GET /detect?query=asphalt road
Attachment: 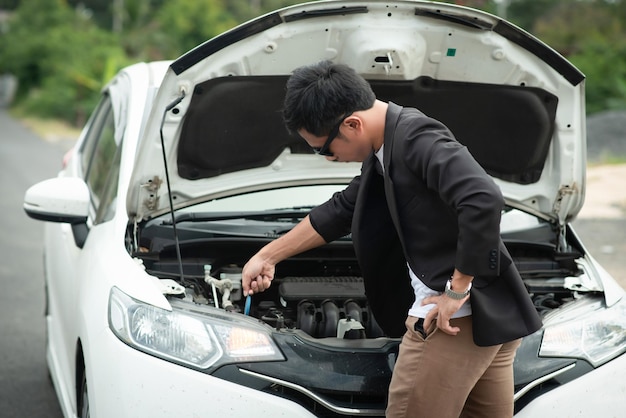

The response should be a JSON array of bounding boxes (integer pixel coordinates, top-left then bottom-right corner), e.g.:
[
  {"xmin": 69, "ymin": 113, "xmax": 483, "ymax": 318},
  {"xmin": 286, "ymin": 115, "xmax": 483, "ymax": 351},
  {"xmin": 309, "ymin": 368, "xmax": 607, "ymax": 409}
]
[
  {"xmin": 1, "ymin": 110, "xmax": 64, "ymax": 417},
  {"xmin": 0, "ymin": 109, "xmax": 624, "ymax": 417}
]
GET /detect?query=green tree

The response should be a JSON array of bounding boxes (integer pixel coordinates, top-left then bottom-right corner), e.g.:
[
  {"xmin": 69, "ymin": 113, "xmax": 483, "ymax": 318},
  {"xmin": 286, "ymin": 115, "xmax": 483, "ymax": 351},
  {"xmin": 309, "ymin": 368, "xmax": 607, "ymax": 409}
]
[
  {"xmin": 506, "ymin": 0, "xmax": 563, "ymax": 30},
  {"xmin": 2, "ymin": 0, "xmax": 625, "ymax": 123},
  {"xmin": 0, "ymin": 0, "xmax": 19, "ymax": 9},
  {"xmin": 0, "ymin": 0, "xmax": 128, "ymax": 125},
  {"xmin": 111, "ymin": 0, "xmax": 171, "ymax": 61},
  {"xmin": 154, "ymin": 0, "xmax": 238, "ymax": 57},
  {"xmin": 533, "ymin": 1, "xmax": 621, "ymax": 56},
  {"xmin": 532, "ymin": 1, "xmax": 626, "ymax": 113},
  {"xmin": 225, "ymin": 0, "xmax": 302, "ymax": 22},
  {"xmin": 570, "ymin": 41, "xmax": 626, "ymax": 113},
  {"xmin": 0, "ymin": 0, "xmax": 73, "ymax": 95}
]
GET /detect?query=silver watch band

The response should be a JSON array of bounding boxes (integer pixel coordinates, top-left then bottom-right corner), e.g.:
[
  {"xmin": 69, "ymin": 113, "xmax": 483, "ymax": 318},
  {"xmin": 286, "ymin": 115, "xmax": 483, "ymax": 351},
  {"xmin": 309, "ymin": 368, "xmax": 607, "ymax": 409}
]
[{"xmin": 444, "ymin": 279, "xmax": 472, "ymax": 300}]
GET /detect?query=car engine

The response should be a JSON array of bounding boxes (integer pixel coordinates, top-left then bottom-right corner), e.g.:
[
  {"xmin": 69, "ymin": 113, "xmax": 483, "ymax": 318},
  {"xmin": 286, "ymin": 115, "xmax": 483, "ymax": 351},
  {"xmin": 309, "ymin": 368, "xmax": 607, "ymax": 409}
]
[{"xmin": 131, "ymin": 210, "xmax": 587, "ymax": 340}]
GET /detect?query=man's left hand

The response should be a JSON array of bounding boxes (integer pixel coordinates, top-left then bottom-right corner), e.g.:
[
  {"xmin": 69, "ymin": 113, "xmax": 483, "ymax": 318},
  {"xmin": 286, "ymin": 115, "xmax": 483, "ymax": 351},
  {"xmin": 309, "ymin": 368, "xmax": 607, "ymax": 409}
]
[
  {"xmin": 421, "ymin": 292, "xmax": 469, "ymax": 336},
  {"xmin": 422, "ymin": 269, "xmax": 473, "ymax": 336}
]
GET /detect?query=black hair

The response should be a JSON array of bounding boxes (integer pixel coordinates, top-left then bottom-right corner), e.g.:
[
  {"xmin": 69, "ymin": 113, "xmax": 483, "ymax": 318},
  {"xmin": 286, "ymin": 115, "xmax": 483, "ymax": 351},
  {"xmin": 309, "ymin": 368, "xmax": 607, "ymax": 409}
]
[{"xmin": 283, "ymin": 60, "xmax": 376, "ymax": 136}]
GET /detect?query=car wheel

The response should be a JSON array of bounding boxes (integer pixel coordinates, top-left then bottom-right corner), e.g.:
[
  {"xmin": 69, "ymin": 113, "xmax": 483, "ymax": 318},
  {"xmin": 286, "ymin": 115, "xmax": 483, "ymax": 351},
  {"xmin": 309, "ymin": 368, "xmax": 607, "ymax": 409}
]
[{"xmin": 78, "ymin": 370, "xmax": 90, "ymax": 418}]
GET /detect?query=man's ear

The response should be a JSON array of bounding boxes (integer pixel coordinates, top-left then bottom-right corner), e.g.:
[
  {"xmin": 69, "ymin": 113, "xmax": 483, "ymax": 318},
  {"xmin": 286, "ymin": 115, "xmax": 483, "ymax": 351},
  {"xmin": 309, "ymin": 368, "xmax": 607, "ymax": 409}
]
[{"xmin": 345, "ymin": 115, "xmax": 361, "ymax": 131}]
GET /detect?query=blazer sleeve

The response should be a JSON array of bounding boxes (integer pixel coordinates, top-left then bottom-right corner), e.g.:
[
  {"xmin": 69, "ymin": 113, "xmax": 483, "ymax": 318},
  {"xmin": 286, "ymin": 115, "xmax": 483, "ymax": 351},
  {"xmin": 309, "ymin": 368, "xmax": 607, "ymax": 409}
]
[
  {"xmin": 397, "ymin": 112, "xmax": 505, "ymax": 276},
  {"xmin": 308, "ymin": 174, "xmax": 361, "ymax": 242}
]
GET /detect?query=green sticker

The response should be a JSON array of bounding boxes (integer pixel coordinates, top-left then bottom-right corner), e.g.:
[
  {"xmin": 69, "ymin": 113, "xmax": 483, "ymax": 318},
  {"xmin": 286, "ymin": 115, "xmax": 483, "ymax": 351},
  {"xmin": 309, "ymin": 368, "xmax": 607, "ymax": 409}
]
[{"xmin": 446, "ymin": 48, "xmax": 456, "ymax": 57}]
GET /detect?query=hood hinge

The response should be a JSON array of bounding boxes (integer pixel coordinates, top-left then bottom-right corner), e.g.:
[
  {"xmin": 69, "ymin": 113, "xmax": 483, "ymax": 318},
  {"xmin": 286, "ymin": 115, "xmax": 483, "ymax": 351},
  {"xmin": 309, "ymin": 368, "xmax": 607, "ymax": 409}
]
[
  {"xmin": 552, "ymin": 185, "xmax": 576, "ymax": 254},
  {"xmin": 556, "ymin": 222, "xmax": 570, "ymax": 254},
  {"xmin": 140, "ymin": 176, "xmax": 163, "ymax": 212},
  {"xmin": 551, "ymin": 184, "xmax": 576, "ymax": 220}
]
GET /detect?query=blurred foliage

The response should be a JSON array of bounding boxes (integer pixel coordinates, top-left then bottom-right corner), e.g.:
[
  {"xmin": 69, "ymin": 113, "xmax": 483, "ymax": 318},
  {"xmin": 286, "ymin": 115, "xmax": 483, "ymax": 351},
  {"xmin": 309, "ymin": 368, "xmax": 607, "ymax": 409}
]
[
  {"xmin": 0, "ymin": 0, "xmax": 130, "ymax": 125},
  {"xmin": 532, "ymin": 1, "xmax": 626, "ymax": 113},
  {"xmin": 0, "ymin": 0, "xmax": 625, "ymax": 125},
  {"xmin": 155, "ymin": 0, "xmax": 238, "ymax": 56}
]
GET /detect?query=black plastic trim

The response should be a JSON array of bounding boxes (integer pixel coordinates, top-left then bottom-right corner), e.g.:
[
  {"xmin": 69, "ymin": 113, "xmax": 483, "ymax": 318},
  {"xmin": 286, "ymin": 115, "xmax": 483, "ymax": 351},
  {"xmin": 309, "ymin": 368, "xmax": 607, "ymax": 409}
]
[
  {"xmin": 414, "ymin": 7, "xmax": 494, "ymax": 30},
  {"xmin": 23, "ymin": 209, "xmax": 87, "ymax": 225},
  {"xmin": 283, "ymin": 5, "xmax": 368, "ymax": 23}
]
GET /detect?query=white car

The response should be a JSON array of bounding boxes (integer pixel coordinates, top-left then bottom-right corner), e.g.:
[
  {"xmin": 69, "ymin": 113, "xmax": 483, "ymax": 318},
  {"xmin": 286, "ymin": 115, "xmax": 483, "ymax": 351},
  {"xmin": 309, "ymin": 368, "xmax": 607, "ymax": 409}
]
[{"xmin": 23, "ymin": 1, "xmax": 626, "ymax": 417}]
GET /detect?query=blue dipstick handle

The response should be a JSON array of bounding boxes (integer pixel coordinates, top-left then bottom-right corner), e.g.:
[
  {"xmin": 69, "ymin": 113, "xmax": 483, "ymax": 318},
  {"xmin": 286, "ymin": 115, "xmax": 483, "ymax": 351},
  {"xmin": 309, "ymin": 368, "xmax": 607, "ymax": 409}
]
[{"xmin": 244, "ymin": 295, "xmax": 252, "ymax": 315}]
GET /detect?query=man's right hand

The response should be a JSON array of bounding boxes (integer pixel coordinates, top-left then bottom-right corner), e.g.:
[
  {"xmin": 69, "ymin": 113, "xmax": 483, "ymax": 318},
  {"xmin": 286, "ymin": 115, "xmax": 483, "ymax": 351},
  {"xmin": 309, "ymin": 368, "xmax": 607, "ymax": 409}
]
[
  {"xmin": 241, "ymin": 215, "xmax": 326, "ymax": 296},
  {"xmin": 242, "ymin": 254, "xmax": 275, "ymax": 296}
]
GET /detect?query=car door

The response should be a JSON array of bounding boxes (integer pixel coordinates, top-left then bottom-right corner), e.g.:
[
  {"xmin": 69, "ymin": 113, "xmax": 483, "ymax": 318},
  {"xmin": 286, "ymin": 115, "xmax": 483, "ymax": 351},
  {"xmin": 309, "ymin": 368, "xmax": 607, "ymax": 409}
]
[{"xmin": 44, "ymin": 90, "xmax": 122, "ymax": 407}]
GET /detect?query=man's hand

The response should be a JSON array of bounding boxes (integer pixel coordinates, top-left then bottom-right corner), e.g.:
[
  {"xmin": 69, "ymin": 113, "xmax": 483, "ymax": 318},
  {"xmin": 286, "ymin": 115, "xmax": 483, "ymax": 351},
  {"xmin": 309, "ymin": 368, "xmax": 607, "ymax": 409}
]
[
  {"xmin": 242, "ymin": 254, "xmax": 275, "ymax": 296},
  {"xmin": 241, "ymin": 215, "xmax": 326, "ymax": 296},
  {"xmin": 422, "ymin": 269, "xmax": 473, "ymax": 336},
  {"xmin": 421, "ymin": 292, "xmax": 469, "ymax": 336}
]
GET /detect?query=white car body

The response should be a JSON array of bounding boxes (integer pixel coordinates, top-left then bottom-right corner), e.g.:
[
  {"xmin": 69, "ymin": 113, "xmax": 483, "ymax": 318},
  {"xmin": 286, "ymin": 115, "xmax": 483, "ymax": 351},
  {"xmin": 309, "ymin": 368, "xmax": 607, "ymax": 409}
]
[{"xmin": 23, "ymin": 1, "xmax": 626, "ymax": 417}]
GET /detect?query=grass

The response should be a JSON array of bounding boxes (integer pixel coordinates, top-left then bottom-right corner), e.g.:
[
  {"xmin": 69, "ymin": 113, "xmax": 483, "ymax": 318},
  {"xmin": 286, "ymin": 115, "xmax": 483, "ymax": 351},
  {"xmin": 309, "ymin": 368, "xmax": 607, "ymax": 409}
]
[{"xmin": 588, "ymin": 152, "xmax": 626, "ymax": 166}]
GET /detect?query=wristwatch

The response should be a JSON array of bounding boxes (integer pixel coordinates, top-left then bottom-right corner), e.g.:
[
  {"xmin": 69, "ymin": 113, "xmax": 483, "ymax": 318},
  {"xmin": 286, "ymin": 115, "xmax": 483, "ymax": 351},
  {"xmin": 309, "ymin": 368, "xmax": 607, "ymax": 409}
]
[{"xmin": 444, "ymin": 279, "xmax": 472, "ymax": 300}]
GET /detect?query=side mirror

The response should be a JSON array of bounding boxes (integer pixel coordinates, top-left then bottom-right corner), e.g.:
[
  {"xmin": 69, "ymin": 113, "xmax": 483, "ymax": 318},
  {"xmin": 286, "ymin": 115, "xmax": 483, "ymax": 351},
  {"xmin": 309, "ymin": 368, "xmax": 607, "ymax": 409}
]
[{"xmin": 24, "ymin": 177, "xmax": 89, "ymax": 224}]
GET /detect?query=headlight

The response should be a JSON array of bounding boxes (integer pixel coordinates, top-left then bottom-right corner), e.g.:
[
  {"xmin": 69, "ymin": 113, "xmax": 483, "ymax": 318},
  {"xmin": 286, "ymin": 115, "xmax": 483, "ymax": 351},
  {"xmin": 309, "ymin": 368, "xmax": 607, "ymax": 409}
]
[
  {"xmin": 540, "ymin": 296, "xmax": 626, "ymax": 367},
  {"xmin": 108, "ymin": 287, "xmax": 284, "ymax": 370}
]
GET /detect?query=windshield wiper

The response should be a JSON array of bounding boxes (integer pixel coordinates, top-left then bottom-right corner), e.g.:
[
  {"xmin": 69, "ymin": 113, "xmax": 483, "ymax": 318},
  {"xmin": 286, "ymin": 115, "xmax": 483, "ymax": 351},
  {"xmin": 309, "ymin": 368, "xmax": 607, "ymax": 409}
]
[{"xmin": 162, "ymin": 207, "xmax": 313, "ymax": 225}]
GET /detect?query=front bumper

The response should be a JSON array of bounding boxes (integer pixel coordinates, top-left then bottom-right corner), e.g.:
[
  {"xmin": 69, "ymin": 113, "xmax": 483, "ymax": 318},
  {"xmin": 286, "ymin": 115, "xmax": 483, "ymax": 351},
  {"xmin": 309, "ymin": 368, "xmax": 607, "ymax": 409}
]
[{"xmin": 87, "ymin": 328, "xmax": 317, "ymax": 418}]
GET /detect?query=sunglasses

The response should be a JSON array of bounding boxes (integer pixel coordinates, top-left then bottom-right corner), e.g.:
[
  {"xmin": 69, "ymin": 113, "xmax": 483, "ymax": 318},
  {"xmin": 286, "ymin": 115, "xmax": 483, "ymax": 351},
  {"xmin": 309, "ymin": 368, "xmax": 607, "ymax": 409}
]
[{"xmin": 312, "ymin": 113, "xmax": 352, "ymax": 157}]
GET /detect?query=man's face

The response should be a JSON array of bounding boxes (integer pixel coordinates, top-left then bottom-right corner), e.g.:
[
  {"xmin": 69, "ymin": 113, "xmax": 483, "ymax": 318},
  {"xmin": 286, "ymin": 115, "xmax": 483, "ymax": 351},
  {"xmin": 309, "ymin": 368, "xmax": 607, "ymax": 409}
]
[{"xmin": 298, "ymin": 117, "xmax": 371, "ymax": 162}]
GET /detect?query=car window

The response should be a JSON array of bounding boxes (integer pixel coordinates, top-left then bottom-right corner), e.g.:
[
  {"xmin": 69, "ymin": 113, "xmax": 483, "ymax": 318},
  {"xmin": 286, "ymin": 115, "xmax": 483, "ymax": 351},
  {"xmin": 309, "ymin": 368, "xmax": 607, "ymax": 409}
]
[
  {"xmin": 93, "ymin": 143, "xmax": 122, "ymax": 224},
  {"xmin": 80, "ymin": 96, "xmax": 111, "ymax": 178},
  {"xmin": 80, "ymin": 93, "xmax": 122, "ymax": 224}
]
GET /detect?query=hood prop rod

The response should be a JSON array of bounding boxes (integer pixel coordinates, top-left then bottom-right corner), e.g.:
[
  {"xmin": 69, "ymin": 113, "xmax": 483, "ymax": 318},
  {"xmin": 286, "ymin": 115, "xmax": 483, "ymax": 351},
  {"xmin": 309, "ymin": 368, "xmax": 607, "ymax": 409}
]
[{"xmin": 159, "ymin": 92, "xmax": 188, "ymax": 287}]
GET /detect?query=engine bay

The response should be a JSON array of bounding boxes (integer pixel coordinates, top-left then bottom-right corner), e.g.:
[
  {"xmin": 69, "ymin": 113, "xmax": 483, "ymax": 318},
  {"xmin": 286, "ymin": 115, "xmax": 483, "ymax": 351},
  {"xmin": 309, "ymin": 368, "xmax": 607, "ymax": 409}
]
[{"xmin": 131, "ymin": 207, "xmax": 587, "ymax": 340}]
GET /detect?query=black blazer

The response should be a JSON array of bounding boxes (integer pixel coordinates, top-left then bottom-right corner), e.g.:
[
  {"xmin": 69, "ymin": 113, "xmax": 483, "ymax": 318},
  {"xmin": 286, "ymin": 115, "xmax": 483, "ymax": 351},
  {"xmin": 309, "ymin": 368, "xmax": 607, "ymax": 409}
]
[{"xmin": 309, "ymin": 103, "xmax": 542, "ymax": 346}]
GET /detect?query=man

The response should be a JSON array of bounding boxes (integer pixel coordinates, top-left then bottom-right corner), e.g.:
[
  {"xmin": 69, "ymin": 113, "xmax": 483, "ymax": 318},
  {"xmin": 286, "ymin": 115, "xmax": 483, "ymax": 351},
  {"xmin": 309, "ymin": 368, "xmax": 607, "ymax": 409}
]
[{"xmin": 241, "ymin": 61, "xmax": 542, "ymax": 417}]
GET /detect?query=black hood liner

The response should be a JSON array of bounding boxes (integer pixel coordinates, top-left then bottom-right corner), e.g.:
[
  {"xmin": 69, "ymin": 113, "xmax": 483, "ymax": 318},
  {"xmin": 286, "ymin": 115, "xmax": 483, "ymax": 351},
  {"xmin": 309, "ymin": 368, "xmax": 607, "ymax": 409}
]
[{"xmin": 178, "ymin": 75, "xmax": 557, "ymax": 184}]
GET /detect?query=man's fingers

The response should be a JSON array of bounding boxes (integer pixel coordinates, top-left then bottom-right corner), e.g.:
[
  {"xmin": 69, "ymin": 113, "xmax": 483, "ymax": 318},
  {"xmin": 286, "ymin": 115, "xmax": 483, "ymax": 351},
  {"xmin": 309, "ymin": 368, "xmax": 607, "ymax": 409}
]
[
  {"xmin": 249, "ymin": 275, "xmax": 273, "ymax": 294},
  {"xmin": 421, "ymin": 296, "xmax": 434, "ymax": 306},
  {"xmin": 438, "ymin": 318, "xmax": 461, "ymax": 336},
  {"xmin": 423, "ymin": 306, "xmax": 438, "ymax": 330},
  {"xmin": 243, "ymin": 281, "xmax": 253, "ymax": 296}
]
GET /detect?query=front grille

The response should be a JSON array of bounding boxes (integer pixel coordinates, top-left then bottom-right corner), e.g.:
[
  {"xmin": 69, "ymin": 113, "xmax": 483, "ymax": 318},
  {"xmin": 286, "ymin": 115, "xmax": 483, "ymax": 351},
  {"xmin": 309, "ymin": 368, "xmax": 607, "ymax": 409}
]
[{"xmin": 240, "ymin": 368, "xmax": 386, "ymax": 417}]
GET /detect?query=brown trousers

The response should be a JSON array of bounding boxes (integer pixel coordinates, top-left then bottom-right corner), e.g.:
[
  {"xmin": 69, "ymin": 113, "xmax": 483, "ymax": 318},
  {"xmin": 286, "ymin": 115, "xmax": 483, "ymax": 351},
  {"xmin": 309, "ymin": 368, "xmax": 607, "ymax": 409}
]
[{"xmin": 386, "ymin": 316, "xmax": 521, "ymax": 418}]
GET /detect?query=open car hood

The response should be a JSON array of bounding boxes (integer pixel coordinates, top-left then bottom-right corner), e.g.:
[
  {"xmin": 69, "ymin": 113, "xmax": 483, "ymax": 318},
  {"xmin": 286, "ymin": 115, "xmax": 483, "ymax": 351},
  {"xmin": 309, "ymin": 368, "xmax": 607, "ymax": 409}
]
[{"xmin": 128, "ymin": 0, "xmax": 585, "ymax": 225}]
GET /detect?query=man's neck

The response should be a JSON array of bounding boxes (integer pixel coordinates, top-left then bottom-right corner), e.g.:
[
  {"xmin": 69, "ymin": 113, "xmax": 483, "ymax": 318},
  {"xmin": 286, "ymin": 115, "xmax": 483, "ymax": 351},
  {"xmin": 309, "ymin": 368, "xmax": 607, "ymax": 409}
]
[{"xmin": 370, "ymin": 100, "xmax": 389, "ymax": 152}]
